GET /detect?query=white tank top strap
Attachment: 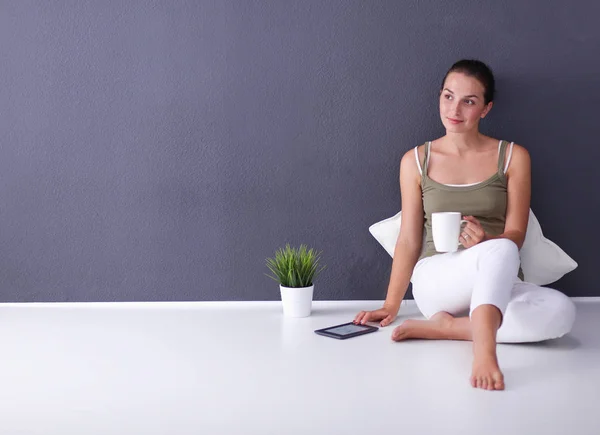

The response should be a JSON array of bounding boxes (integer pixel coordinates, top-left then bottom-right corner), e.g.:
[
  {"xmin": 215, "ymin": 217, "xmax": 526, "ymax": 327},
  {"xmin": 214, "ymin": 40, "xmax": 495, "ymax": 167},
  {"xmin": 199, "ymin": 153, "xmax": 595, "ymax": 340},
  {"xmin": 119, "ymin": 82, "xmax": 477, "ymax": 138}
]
[
  {"xmin": 414, "ymin": 146, "xmax": 422, "ymax": 176},
  {"xmin": 415, "ymin": 140, "xmax": 513, "ymax": 177},
  {"xmin": 427, "ymin": 141, "xmax": 431, "ymax": 169},
  {"xmin": 504, "ymin": 141, "xmax": 515, "ymax": 174},
  {"xmin": 414, "ymin": 142, "xmax": 432, "ymax": 176}
]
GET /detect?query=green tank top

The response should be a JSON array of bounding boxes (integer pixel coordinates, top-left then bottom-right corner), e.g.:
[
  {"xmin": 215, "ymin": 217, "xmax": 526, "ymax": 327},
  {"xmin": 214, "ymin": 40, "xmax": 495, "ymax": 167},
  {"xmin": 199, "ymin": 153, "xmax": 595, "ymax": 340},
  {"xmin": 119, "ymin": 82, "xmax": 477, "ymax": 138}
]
[{"xmin": 417, "ymin": 140, "xmax": 524, "ymax": 280}]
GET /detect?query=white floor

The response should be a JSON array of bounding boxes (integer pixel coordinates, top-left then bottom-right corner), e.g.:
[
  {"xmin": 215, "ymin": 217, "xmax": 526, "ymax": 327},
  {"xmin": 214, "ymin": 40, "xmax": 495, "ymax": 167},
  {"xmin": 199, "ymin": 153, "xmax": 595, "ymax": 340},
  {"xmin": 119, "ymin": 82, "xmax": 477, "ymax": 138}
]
[{"xmin": 0, "ymin": 299, "xmax": 598, "ymax": 435}]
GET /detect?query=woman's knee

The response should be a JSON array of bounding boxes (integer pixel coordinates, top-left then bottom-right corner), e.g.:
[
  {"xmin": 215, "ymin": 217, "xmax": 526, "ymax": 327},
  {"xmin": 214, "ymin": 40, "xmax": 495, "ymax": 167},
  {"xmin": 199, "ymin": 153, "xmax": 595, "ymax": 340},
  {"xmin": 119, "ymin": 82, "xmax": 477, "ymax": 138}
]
[
  {"xmin": 480, "ymin": 238, "xmax": 520, "ymax": 267},
  {"xmin": 484, "ymin": 238, "xmax": 519, "ymax": 256}
]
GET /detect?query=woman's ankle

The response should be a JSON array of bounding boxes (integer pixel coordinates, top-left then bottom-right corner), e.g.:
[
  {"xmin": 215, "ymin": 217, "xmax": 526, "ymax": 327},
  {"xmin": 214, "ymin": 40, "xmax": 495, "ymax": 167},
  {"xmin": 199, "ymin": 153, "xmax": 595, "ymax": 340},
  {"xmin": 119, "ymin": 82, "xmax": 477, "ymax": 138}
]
[{"xmin": 472, "ymin": 340, "xmax": 498, "ymax": 358}]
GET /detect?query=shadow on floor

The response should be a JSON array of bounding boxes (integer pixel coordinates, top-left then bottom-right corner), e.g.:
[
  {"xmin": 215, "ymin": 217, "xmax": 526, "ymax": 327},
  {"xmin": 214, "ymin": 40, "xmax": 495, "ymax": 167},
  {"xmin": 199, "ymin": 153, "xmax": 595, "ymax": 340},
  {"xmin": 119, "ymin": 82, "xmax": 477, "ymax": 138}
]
[{"xmin": 503, "ymin": 334, "xmax": 582, "ymax": 351}]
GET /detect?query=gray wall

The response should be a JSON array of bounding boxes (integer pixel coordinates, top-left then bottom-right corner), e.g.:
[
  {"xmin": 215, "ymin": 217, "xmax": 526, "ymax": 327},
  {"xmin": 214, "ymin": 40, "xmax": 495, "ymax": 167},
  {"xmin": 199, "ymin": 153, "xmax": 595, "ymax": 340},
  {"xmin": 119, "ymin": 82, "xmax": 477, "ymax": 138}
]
[{"xmin": 0, "ymin": 1, "xmax": 597, "ymax": 302}]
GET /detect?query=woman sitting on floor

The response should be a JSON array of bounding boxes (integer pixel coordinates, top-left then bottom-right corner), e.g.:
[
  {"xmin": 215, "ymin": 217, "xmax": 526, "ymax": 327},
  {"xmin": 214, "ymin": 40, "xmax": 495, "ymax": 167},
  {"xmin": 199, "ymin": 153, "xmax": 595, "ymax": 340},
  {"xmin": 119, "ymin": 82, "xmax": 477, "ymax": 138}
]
[{"xmin": 354, "ymin": 59, "xmax": 576, "ymax": 391}]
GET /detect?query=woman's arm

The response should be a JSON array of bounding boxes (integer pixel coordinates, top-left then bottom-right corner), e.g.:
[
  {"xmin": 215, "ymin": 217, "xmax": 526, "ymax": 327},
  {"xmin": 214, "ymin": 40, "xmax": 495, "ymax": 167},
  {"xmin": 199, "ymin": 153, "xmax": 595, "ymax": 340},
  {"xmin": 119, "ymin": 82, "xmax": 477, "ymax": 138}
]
[
  {"xmin": 484, "ymin": 144, "xmax": 531, "ymax": 249},
  {"xmin": 383, "ymin": 148, "xmax": 426, "ymax": 313},
  {"xmin": 354, "ymin": 148, "xmax": 425, "ymax": 326}
]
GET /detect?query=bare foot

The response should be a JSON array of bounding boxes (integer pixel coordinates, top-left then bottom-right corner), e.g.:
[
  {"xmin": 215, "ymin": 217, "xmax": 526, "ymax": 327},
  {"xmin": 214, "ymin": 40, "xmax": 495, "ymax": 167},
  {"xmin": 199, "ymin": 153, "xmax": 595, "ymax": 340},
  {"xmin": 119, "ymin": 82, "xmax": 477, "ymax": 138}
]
[
  {"xmin": 471, "ymin": 353, "xmax": 505, "ymax": 391},
  {"xmin": 391, "ymin": 312, "xmax": 457, "ymax": 341}
]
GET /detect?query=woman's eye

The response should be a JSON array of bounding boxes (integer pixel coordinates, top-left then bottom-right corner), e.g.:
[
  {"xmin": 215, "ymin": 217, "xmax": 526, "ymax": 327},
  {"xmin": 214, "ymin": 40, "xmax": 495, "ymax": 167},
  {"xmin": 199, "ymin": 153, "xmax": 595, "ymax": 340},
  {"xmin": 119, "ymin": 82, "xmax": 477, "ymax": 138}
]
[{"xmin": 444, "ymin": 94, "xmax": 452, "ymax": 100}]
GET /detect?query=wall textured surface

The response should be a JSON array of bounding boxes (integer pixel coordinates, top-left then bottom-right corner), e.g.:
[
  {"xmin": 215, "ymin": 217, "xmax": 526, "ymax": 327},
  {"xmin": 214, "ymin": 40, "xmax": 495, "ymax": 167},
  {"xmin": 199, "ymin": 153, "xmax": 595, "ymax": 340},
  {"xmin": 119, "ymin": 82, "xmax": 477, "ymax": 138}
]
[{"xmin": 0, "ymin": 1, "xmax": 597, "ymax": 301}]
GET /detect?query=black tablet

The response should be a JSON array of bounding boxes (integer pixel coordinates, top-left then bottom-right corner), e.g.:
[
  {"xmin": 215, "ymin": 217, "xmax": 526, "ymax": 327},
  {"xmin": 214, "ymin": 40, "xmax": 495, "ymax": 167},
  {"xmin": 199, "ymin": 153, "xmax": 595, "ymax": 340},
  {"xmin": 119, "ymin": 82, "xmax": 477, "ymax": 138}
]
[{"xmin": 314, "ymin": 322, "xmax": 378, "ymax": 340}]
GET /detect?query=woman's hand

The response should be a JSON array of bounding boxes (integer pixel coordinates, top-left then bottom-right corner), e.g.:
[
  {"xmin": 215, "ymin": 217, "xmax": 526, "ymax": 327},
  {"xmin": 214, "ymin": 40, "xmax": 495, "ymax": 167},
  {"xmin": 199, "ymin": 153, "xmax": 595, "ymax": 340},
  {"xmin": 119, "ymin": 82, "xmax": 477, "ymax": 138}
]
[
  {"xmin": 460, "ymin": 215, "xmax": 486, "ymax": 248},
  {"xmin": 353, "ymin": 307, "xmax": 397, "ymax": 327}
]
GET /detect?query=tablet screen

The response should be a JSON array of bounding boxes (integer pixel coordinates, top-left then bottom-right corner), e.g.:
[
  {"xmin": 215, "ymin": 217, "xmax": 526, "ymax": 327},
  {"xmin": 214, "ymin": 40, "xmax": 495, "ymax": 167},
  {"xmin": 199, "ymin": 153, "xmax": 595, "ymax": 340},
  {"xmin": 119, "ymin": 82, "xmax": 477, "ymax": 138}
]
[{"xmin": 326, "ymin": 323, "xmax": 370, "ymax": 335}]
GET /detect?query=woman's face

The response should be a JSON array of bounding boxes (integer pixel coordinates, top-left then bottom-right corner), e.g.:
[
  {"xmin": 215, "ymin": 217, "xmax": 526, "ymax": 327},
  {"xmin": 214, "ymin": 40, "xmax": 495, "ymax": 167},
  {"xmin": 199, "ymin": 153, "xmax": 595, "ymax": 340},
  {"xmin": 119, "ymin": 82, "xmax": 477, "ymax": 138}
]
[{"xmin": 439, "ymin": 72, "xmax": 493, "ymax": 133}]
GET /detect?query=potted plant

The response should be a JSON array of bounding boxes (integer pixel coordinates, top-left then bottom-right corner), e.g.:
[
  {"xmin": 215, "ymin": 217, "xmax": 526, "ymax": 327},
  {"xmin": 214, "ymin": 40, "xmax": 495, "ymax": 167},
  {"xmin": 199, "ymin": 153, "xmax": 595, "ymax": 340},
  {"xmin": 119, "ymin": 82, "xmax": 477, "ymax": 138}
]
[{"xmin": 265, "ymin": 243, "xmax": 326, "ymax": 317}]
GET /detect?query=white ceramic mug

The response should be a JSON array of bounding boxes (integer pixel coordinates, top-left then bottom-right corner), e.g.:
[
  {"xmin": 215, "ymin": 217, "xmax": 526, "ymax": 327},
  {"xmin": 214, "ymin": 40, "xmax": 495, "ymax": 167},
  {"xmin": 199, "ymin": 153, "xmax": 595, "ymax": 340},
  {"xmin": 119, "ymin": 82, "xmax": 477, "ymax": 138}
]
[{"xmin": 432, "ymin": 212, "xmax": 468, "ymax": 252}]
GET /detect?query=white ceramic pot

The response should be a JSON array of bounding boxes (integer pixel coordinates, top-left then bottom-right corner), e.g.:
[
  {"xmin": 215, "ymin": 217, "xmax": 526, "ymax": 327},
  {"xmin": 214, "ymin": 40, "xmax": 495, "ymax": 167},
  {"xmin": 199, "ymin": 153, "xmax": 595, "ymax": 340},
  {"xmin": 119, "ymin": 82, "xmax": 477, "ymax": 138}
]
[{"xmin": 279, "ymin": 284, "xmax": 314, "ymax": 317}]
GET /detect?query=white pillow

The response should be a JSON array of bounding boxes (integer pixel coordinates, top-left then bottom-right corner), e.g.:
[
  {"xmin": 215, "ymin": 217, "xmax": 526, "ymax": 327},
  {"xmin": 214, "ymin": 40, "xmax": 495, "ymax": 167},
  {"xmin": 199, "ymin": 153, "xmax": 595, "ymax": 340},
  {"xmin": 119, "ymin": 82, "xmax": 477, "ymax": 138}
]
[{"xmin": 368, "ymin": 209, "xmax": 577, "ymax": 286}]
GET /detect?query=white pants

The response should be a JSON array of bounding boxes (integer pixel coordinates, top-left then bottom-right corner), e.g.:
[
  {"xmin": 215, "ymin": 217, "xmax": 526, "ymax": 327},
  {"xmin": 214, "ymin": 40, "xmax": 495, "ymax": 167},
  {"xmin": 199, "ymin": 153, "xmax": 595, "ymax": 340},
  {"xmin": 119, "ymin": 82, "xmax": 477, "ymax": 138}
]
[{"xmin": 410, "ymin": 239, "xmax": 576, "ymax": 343}]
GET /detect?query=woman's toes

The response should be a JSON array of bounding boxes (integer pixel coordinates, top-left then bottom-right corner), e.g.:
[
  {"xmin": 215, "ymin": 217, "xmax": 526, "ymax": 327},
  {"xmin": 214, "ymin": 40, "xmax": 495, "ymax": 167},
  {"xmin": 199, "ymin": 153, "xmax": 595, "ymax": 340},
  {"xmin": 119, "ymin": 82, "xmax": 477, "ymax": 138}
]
[
  {"xmin": 481, "ymin": 377, "xmax": 489, "ymax": 390},
  {"xmin": 392, "ymin": 321, "xmax": 416, "ymax": 341},
  {"xmin": 493, "ymin": 374, "xmax": 505, "ymax": 390},
  {"xmin": 487, "ymin": 377, "xmax": 495, "ymax": 390}
]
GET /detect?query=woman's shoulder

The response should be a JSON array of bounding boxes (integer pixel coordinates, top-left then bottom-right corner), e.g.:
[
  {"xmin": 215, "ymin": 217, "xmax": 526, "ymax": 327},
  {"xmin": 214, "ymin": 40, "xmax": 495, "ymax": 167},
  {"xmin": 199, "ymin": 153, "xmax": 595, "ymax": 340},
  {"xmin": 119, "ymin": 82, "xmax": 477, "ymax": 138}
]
[
  {"xmin": 478, "ymin": 137, "xmax": 529, "ymax": 158},
  {"xmin": 502, "ymin": 140, "xmax": 529, "ymax": 158},
  {"xmin": 400, "ymin": 142, "xmax": 431, "ymax": 181},
  {"xmin": 409, "ymin": 140, "xmax": 433, "ymax": 163},
  {"xmin": 503, "ymin": 142, "xmax": 531, "ymax": 177},
  {"xmin": 507, "ymin": 142, "xmax": 530, "ymax": 165},
  {"xmin": 492, "ymin": 137, "xmax": 528, "ymax": 151},
  {"xmin": 509, "ymin": 142, "xmax": 528, "ymax": 153},
  {"xmin": 402, "ymin": 140, "xmax": 430, "ymax": 159}
]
